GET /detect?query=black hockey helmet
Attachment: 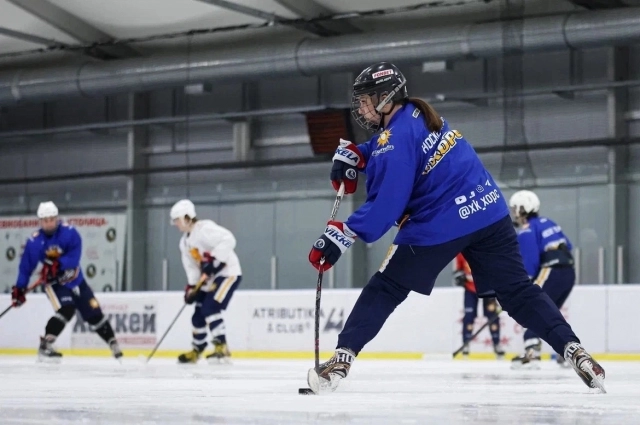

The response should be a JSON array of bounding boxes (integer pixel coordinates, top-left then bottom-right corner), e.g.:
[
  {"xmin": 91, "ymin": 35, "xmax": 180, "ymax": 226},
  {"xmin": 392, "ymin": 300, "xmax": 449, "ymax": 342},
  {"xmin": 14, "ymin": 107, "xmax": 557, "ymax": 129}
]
[{"xmin": 351, "ymin": 62, "xmax": 408, "ymax": 133}]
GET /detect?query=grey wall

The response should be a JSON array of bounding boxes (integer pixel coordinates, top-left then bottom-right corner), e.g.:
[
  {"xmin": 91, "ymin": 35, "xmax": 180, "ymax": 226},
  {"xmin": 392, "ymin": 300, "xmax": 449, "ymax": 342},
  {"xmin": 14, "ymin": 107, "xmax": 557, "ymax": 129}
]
[{"xmin": 0, "ymin": 45, "xmax": 638, "ymax": 290}]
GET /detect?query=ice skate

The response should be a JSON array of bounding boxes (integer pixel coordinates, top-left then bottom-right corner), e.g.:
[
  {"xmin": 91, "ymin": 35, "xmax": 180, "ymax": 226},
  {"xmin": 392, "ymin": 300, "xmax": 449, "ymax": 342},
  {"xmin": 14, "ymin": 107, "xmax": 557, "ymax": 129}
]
[
  {"xmin": 493, "ymin": 343, "xmax": 505, "ymax": 359},
  {"xmin": 461, "ymin": 343, "xmax": 470, "ymax": 357},
  {"xmin": 108, "ymin": 339, "xmax": 123, "ymax": 363},
  {"xmin": 307, "ymin": 348, "xmax": 354, "ymax": 394},
  {"xmin": 37, "ymin": 335, "xmax": 62, "ymax": 364},
  {"xmin": 564, "ymin": 342, "xmax": 606, "ymax": 393},
  {"xmin": 511, "ymin": 339, "xmax": 541, "ymax": 370},
  {"xmin": 178, "ymin": 348, "xmax": 201, "ymax": 364},
  {"xmin": 206, "ymin": 340, "xmax": 232, "ymax": 365}
]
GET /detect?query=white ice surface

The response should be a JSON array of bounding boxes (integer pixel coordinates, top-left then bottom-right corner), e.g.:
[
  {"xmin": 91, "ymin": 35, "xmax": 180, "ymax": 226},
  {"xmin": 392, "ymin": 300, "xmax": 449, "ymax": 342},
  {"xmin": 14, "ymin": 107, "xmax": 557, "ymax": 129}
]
[{"xmin": 0, "ymin": 356, "xmax": 637, "ymax": 425}]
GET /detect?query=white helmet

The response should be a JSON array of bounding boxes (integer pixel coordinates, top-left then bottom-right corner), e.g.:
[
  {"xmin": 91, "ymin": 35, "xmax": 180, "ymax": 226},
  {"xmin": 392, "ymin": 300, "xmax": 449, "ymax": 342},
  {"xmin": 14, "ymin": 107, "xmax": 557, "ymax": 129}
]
[
  {"xmin": 37, "ymin": 201, "xmax": 59, "ymax": 219},
  {"xmin": 170, "ymin": 199, "xmax": 196, "ymax": 221},
  {"xmin": 509, "ymin": 190, "xmax": 540, "ymax": 216}
]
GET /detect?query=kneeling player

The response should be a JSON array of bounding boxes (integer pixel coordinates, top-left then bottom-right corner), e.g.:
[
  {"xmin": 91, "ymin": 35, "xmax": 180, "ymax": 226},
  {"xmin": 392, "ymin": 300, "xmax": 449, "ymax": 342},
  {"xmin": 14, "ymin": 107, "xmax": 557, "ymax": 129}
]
[
  {"xmin": 509, "ymin": 190, "xmax": 575, "ymax": 369},
  {"xmin": 11, "ymin": 202, "xmax": 122, "ymax": 362},
  {"xmin": 170, "ymin": 200, "xmax": 242, "ymax": 364}
]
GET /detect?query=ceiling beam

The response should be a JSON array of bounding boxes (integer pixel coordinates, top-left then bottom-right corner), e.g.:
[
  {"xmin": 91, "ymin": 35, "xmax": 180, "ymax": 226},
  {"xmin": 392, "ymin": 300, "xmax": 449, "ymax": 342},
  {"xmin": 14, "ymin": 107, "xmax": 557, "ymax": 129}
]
[
  {"xmin": 274, "ymin": 0, "xmax": 360, "ymax": 34},
  {"xmin": 6, "ymin": 0, "xmax": 139, "ymax": 59},
  {"xmin": 194, "ymin": 0, "xmax": 337, "ymax": 36},
  {"xmin": 568, "ymin": 0, "xmax": 628, "ymax": 9},
  {"xmin": 0, "ymin": 26, "xmax": 68, "ymax": 48}
]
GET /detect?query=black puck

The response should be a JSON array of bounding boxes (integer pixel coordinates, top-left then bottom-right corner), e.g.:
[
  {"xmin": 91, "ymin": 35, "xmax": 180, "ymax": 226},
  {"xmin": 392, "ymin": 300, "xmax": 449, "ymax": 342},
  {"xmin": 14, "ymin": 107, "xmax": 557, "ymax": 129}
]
[{"xmin": 298, "ymin": 388, "xmax": 315, "ymax": 395}]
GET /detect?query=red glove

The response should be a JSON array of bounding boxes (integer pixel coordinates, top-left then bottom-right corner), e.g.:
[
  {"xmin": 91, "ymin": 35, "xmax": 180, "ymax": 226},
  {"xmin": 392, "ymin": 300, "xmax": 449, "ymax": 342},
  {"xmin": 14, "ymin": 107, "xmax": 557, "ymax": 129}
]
[
  {"xmin": 330, "ymin": 139, "xmax": 365, "ymax": 194},
  {"xmin": 11, "ymin": 286, "xmax": 26, "ymax": 307},
  {"xmin": 309, "ymin": 221, "xmax": 357, "ymax": 271},
  {"xmin": 41, "ymin": 258, "xmax": 60, "ymax": 285}
]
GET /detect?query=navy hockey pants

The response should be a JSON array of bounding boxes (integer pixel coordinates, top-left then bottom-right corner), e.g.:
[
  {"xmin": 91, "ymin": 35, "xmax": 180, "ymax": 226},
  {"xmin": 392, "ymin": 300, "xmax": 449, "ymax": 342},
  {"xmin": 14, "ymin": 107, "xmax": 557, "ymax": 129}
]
[
  {"xmin": 191, "ymin": 275, "xmax": 241, "ymax": 351},
  {"xmin": 45, "ymin": 280, "xmax": 103, "ymax": 322},
  {"xmin": 336, "ymin": 215, "xmax": 579, "ymax": 355},
  {"xmin": 523, "ymin": 267, "xmax": 575, "ymax": 348}
]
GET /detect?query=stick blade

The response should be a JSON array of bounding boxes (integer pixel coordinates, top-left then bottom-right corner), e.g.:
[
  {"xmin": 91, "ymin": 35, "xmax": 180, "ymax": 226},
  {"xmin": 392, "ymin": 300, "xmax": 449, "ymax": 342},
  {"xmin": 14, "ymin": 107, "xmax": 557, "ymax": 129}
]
[{"xmin": 298, "ymin": 388, "xmax": 316, "ymax": 395}]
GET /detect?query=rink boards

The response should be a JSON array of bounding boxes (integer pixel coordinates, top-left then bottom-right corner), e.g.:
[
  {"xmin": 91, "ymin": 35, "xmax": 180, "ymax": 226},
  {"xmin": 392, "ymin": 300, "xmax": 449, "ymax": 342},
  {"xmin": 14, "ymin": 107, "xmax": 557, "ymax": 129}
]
[{"xmin": 0, "ymin": 285, "xmax": 638, "ymax": 360}]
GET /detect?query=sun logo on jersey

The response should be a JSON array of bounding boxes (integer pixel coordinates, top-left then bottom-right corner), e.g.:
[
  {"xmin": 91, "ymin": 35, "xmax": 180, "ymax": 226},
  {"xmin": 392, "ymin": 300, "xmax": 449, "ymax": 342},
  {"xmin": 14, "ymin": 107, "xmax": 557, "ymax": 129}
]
[
  {"xmin": 377, "ymin": 129, "xmax": 392, "ymax": 147},
  {"xmin": 45, "ymin": 246, "xmax": 62, "ymax": 259},
  {"xmin": 190, "ymin": 247, "xmax": 202, "ymax": 262}
]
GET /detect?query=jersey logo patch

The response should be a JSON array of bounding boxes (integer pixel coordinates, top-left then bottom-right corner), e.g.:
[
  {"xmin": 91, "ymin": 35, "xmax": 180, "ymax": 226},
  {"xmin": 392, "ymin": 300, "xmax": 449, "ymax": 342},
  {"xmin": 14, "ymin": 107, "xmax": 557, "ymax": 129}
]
[
  {"xmin": 377, "ymin": 129, "xmax": 392, "ymax": 147},
  {"xmin": 412, "ymin": 108, "xmax": 420, "ymax": 118},
  {"xmin": 45, "ymin": 245, "xmax": 63, "ymax": 259},
  {"xmin": 190, "ymin": 247, "xmax": 202, "ymax": 262}
]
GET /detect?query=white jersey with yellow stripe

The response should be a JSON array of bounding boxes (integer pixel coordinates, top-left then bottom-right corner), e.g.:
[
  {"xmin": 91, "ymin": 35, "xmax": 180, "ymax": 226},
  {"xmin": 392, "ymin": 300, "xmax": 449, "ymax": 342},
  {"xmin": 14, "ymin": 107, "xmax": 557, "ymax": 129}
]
[{"xmin": 179, "ymin": 220, "xmax": 242, "ymax": 287}]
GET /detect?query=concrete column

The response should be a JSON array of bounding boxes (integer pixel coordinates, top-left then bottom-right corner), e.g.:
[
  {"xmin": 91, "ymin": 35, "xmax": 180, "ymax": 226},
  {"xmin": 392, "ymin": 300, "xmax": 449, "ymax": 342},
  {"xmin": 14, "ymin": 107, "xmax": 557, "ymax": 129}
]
[
  {"xmin": 125, "ymin": 92, "xmax": 149, "ymax": 291},
  {"xmin": 606, "ymin": 46, "xmax": 629, "ymax": 284}
]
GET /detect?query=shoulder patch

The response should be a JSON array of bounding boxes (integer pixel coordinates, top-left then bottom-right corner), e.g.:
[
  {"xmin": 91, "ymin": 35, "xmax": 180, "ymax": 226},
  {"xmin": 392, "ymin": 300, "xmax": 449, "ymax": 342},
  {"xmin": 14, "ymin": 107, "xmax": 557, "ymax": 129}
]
[
  {"xmin": 412, "ymin": 108, "xmax": 420, "ymax": 118},
  {"xmin": 32, "ymin": 231, "xmax": 39, "ymax": 238}
]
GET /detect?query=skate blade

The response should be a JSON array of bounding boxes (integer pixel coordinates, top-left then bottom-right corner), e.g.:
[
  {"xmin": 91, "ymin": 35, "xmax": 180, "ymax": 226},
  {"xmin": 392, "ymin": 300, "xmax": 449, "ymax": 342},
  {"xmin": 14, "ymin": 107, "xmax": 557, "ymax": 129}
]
[
  {"xmin": 207, "ymin": 357, "xmax": 233, "ymax": 366},
  {"xmin": 307, "ymin": 368, "xmax": 342, "ymax": 394},
  {"xmin": 582, "ymin": 362, "xmax": 607, "ymax": 394},
  {"xmin": 510, "ymin": 361, "xmax": 541, "ymax": 371},
  {"xmin": 307, "ymin": 368, "xmax": 320, "ymax": 394},
  {"xmin": 37, "ymin": 356, "xmax": 62, "ymax": 364}
]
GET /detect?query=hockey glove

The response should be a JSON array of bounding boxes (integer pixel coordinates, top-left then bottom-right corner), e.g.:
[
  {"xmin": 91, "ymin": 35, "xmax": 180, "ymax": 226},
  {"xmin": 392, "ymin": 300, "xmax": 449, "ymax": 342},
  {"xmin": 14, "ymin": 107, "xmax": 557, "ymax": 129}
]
[
  {"xmin": 200, "ymin": 253, "xmax": 226, "ymax": 278},
  {"xmin": 331, "ymin": 139, "xmax": 365, "ymax": 194},
  {"xmin": 453, "ymin": 270, "xmax": 466, "ymax": 287},
  {"xmin": 11, "ymin": 285, "xmax": 26, "ymax": 307},
  {"xmin": 184, "ymin": 284, "xmax": 197, "ymax": 305},
  {"xmin": 309, "ymin": 221, "xmax": 356, "ymax": 271},
  {"xmin": 41, "ymin": 258, "xmax": 60, "ymax": 285}
]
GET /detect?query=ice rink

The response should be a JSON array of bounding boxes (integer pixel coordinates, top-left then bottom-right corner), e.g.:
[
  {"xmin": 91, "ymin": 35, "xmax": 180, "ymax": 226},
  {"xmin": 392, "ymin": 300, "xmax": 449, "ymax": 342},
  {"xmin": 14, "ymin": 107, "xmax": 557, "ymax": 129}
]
[{"xmin": 0, "ymin": 356, "xmax": 637, "ymax": 425}]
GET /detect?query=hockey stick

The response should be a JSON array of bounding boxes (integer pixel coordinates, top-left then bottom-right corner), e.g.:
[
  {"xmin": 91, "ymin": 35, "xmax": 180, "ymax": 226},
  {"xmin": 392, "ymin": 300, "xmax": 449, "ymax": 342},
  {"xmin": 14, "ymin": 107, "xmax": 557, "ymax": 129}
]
[
  {"xmin": 0, "ymin": 279, "xmax": 44, "ymax": 321},
  {"xmin": 314, "ymin": 182, "xmax": 346, "ymax": 372},
  {"xmin": 452, "ymin": 308, "xmax": 503, "ymax": 358},
  {"xmin": 145, "ymin": 274, "xmax": 208, "ymax": 364},
  {"xmin": 301, "ymin": 183, "xmax": 347, "ymax": 395}
]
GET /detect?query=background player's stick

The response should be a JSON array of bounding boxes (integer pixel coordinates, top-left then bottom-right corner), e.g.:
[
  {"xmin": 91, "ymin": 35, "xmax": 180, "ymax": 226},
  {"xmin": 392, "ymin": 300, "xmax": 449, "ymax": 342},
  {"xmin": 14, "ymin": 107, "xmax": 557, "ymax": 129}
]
[
  {"xmin": 452, "ymin": 308, "xmax": 503, "ymax": 358},
  {"xmin": 145, "ymin": 274, "xmax": 208, "ymax": 363},
  {"xmin": 0, "ymin": 279, "xmax": 44, "ymax": 321},
  {"xmin": 299, "ymin": 182, "xmax": 346, "ymax": 395}
]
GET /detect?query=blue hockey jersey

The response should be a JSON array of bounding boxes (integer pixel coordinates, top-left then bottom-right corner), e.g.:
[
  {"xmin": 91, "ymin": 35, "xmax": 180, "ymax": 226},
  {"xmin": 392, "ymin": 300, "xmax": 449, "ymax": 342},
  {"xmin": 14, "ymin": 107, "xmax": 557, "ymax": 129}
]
[
  {"xmin": 516, "ymin": 216, "xmax": 573, "ymax": 278},
  {"xmin": 345, "ymin": 103, "xmax": 509, "ymax": 245},
  {"xmin": 16, "ymin": 221, "xmax": 84, "ymax": 289}
]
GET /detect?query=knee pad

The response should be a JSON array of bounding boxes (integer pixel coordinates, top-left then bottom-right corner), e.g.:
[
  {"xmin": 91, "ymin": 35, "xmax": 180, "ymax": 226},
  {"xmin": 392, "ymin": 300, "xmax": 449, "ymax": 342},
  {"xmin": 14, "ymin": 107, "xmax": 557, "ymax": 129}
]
[
  {"xmin": 87, "ymin": 314, "xmax": 116, "ymax": 343},
  {"xmin": 87, "ymin": 313, "xmax": 108, "ymax": 329},
  {"xmin": 46, "ymin": 306, "xmax": 75, "ymax": 337},
  {"xmin": 56, "ymin": 305, "xmax": 76, "ymax": 323}
]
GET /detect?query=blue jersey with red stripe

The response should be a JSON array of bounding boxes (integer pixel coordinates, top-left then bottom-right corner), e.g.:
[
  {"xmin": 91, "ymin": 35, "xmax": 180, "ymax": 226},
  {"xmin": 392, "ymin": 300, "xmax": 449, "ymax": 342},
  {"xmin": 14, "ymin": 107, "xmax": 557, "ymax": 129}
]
[
  {"xmin": 16, "ymin": 221, "xmax": 84, "ymax": 289},
  {"xmin": 345, "ymin": 103, "xmax": 509, "ymax": 245}
]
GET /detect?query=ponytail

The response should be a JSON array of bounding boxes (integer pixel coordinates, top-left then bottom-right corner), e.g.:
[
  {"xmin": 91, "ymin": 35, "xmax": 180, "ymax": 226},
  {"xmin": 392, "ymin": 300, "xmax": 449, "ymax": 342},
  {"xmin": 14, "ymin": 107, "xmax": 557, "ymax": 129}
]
[{"xmin": 407, "ymin": 97, "xmax": 443, "ymax": 133}]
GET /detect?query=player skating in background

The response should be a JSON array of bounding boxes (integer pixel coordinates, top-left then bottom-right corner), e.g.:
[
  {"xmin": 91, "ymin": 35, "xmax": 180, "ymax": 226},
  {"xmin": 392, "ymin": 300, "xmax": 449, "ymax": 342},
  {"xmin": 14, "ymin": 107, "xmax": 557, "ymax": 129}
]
[
  {"xmin": 11, "ymin": 202, "xmax": 122, "ymax": 363},
  {"xmin": 170, "ymin": 200, "xmax": 242, "ymax": 364},
  {"xmin": 307, "ymin": 61, "xmax": 605, "ymax": 393},
  {"xmin": 509, "ymin": 190, "xmax": 575, "ymax": 370},
  {"xmin": 454, "ymin": 253, "xmax": 504, "ymax": 359}
]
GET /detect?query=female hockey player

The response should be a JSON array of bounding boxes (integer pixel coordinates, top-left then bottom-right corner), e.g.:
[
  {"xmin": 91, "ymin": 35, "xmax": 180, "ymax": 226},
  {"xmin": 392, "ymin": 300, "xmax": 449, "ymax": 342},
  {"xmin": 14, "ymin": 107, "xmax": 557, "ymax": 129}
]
[
  {"xmin": 453, "ymin": 253, "xmax": 504, "ymax": 359},
  {"xmin": 170, "ymin": 199, "xmax": 242, "ymax": 364},
  {"xmin": 307, "ymin": 62, "xmax": 605, "ymax": 393},
  {"xmin": 11, "ymin": 202, "xmax": 122, "ymax": 362},
  {"xmin": 509, "ymin": 190, "xmax": 574, "ymax": 370}
]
